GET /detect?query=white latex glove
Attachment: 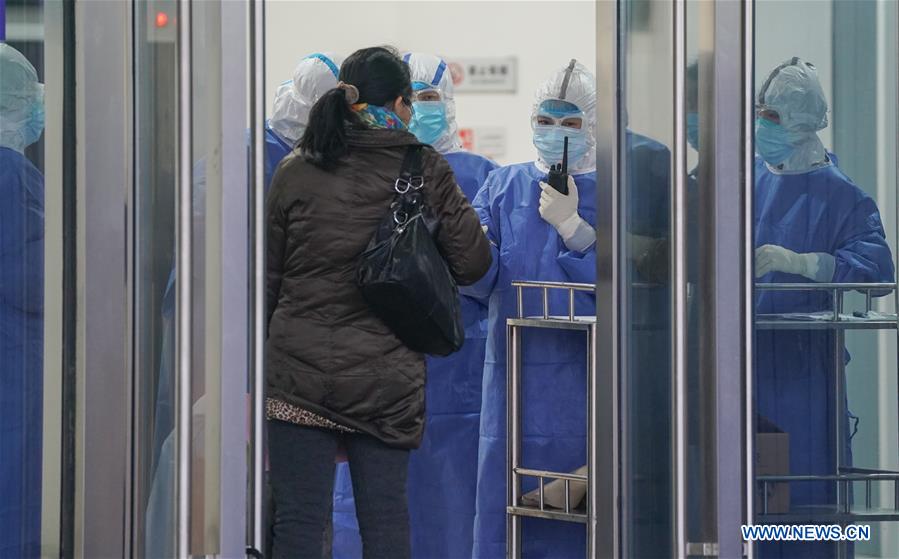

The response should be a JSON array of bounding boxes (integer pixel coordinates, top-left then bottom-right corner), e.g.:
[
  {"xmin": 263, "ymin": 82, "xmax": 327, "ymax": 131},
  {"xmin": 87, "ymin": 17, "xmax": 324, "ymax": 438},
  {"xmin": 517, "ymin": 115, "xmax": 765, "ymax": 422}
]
[
  {"xmin": 539, "ymin": 177, "xmax": 595, "ymax": 252},
  {"xmin": 755, "ymin": 244, "xmax": 835, "ymax": 282}
]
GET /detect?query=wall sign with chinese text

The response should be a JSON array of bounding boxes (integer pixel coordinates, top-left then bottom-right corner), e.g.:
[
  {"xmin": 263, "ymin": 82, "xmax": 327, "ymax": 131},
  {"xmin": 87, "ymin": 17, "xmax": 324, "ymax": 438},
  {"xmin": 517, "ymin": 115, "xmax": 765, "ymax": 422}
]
[{"xmin": 448, "ymin": 57, "xmax": 517, "ymax": 93}]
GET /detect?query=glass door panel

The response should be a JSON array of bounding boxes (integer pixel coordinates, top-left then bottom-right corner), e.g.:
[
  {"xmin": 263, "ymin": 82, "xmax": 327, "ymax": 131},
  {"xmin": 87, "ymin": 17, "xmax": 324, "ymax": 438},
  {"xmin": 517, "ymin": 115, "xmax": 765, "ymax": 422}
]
[
  {"xmin": 619, "ymin": 1, "xmax": 675, "ymax": 557},
  {"xmin": 1, "ymin": 1, "xmax": 69, "ymax": 556},
  {"xmin": 752, "ymin": 1, "xmax": 899, "ymax": 558}
]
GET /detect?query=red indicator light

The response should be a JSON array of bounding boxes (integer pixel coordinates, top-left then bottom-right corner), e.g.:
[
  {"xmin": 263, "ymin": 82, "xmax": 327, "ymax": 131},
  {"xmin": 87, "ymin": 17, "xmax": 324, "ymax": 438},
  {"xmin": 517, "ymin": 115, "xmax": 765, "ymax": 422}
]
[{"xmin": 155, "ymin": 12, "xmax": 169, "ymax": 28}]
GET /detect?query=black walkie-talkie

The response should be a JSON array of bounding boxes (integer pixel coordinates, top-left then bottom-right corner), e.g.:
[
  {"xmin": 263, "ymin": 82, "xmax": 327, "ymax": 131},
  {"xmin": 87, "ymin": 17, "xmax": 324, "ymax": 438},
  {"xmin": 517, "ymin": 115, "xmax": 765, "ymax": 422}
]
[{"xmin": 546, "ymin": 136, "xmax": 569, "ymax": 195}]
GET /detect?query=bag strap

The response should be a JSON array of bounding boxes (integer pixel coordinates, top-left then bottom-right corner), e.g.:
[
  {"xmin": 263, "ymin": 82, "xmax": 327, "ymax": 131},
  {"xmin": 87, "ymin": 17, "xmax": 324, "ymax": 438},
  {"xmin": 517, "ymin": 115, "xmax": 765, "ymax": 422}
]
[{"xmin": 395, "ymin": 145, "xmax": 424, "ymax": 194}]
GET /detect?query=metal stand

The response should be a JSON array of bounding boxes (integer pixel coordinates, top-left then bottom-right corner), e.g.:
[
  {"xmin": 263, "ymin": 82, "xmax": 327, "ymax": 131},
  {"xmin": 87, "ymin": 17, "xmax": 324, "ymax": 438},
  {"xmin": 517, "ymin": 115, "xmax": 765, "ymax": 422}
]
[
  {"xmin": 506, "ymin": 281, "xmax": 597, "ymax": 559},
  {"xmin": 755, "ymin": 283, "xmax": 899, "ymax": 557}
]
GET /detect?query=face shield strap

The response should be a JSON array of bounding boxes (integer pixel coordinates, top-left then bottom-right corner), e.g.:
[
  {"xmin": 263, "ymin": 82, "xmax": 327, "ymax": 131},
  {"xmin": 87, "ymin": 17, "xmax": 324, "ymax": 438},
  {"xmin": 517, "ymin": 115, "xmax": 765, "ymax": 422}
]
[
  {"xmin": 758, "ymin": 56, "xmax": 800, "ymax": 106},
  {"xmin": 305, "ymin": 53, "xmax": 340, "ymax": 78},
  {"xmin": 558, "ymin": 59, "xmax": 577, "ymax": 100}
]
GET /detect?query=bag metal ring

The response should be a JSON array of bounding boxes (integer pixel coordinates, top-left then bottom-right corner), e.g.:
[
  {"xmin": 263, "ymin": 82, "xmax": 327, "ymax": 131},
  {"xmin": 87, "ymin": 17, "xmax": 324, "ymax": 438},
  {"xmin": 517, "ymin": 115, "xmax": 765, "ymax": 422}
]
[
  {"xmin": 394, "ymin": 210, "xmax": 408, "ymax": 225},
  {"xmin": 395, "ymin": 178, "xmax": 411, "ymax": 194},
  {"xmin": 409, "ymin": 176, "xmax": 424, "ymax": 190}
]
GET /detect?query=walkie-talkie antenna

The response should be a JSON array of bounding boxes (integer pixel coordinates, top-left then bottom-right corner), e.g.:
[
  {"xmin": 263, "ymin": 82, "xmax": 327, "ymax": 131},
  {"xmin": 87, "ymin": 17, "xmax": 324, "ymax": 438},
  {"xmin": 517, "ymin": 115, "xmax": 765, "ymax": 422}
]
[{"xmin": 561, "ymin": 136, "xmax": 569, "ymax": 175}]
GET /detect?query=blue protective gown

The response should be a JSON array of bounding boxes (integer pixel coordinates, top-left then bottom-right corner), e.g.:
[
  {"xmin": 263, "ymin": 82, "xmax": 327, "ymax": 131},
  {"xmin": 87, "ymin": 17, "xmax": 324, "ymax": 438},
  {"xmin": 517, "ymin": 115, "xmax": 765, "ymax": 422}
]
[
  {"xmin": 0, "ymin": 147, "xmax": 45, "ymax": 559},
  {"xmin": 467, "ymin": 132, "xmax": 670, "ymax": 559},
  {"xmin": 754, "ymin": 156, "xmax": 894, "ymax": 559},
  {"xmin": 466, "ymin": 162, "xmax": 596, "ymax": 559},
  {"xmin": 264, "ymin": 122, "xmax": 293, "ymax": 193},
  {"xmin": 331, "ymin": 151, "xmax": 498, "ymax": 559}
]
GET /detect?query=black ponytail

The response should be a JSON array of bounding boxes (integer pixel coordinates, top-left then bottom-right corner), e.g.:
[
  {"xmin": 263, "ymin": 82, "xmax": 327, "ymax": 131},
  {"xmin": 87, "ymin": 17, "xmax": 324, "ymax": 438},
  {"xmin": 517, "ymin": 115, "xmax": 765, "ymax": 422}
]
[{"xmin": 299, "ymin": 46, "xmax": 412, "ymax": 170}]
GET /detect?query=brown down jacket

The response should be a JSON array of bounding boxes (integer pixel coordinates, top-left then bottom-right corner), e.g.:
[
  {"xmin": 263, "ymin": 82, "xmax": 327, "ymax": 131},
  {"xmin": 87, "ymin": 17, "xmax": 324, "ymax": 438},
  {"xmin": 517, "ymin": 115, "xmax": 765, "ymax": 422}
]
[{"xmin": 265, "ymin": 127, "xmax": 492, "ymax": 449}]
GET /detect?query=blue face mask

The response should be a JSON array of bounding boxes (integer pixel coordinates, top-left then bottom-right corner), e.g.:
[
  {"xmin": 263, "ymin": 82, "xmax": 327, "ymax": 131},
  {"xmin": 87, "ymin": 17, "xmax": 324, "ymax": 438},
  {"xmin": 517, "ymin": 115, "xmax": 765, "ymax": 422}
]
[
  {"xmin": 533, "ymin": 126, "xmax": 589, "ymax": 167},
  {"xmin": 686, "ymin": 112, "xmax": 699, "ymax": 150},
  {"xmin": 409, "ymin": 101, "xmax": 448, "ymax": 145},
  {"xmin": 17, "ymin": 102, "xmax": 45, "ymax": 150},
  {"xmin": 755, "ymin": 118, "xmax": 795, "ymax": 166}
]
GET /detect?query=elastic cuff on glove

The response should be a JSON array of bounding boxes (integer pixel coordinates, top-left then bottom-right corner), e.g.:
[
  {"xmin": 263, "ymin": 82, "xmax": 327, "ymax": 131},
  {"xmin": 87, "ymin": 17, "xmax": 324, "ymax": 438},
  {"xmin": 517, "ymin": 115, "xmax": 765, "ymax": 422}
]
[
  {"xmin": 803, "ymin": 252, "xmax": 836, "ymax": 283},
  {"xmin": 558, "ymin": 215, "xmax": 596, "ymax": 253}
]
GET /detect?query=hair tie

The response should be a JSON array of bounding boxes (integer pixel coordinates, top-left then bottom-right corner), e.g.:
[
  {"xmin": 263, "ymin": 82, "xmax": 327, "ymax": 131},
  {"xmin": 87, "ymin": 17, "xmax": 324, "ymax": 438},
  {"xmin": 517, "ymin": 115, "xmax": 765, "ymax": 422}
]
[{"xmin": 336, "ymin": 81, "xmax": 360, "ymax": 104}]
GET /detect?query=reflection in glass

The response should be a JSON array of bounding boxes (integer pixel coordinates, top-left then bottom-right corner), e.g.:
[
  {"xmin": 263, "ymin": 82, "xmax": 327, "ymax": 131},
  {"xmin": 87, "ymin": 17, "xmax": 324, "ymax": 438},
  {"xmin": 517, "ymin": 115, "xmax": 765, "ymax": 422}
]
[
  {"xmin": 135, "ymin": 0, "xmax": 178, "ymax": 554},
  {"xmin": 0, "ymin": 41, "xmax": 46, "ymax": 559},
  {"xmin": 753, "ymin": 3, "xmax": 899, "ymax": 555},
  {"xmin": 622, "ymin": 2, "xmax": 674, "ymax": 556}
]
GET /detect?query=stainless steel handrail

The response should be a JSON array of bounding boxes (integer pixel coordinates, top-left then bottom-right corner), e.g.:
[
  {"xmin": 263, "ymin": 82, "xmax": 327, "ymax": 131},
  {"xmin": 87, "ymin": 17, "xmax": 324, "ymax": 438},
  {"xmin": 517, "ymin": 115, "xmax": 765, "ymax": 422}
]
[
  {"xmin": 515, "ymin": 467, "xmax": 589, "ymax": 482},
  {"xmin": 756, "ymin": 282, "xmax": 897, "ymax": 291},
  {"xmin": 757, "ymin": 473, "xmax": 899, "ymax": 516},
  {"xmin": 754, "ymin": 283, "xmax": 898, "ymax": 324},
  {"xmin": 758, "ymin": 473, "xmax": 899, "ymax": 482},
  {"xmin": 511, "ymin": 281, "xmax": 594, "ymax": 322},
  {"xmin": 507, "ymin": 281, "xmax": 598, "ymax": 558}
]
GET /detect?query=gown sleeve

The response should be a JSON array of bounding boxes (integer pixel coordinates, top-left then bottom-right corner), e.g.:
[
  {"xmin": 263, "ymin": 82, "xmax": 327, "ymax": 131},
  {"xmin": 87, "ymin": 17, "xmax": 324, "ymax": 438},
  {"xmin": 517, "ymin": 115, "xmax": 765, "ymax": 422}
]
[
  {"xmin": 831, "ymin": 197, "xmax": 895, "ymax": 285},
  {"xmin": 459, "ymin": 171, "xmax": 501, "ymax": 303}
]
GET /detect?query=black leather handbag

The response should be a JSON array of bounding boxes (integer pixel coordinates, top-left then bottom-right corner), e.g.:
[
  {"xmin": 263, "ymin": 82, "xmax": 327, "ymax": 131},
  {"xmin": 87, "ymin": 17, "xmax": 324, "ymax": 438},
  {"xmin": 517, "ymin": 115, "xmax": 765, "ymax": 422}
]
[{"xmin": 356, "ymin": 145, "xmax": 464, "ymax": 356}]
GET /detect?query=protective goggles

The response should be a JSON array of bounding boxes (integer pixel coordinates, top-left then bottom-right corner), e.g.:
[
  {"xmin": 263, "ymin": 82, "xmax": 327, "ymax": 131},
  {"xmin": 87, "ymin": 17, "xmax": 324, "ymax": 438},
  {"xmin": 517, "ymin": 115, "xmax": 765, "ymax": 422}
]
[
  {"xmin": 411, "ymin": 85, "xmax": 444, "ymax": 102},
  {"xmin": 532, "ymin": 99, "xmax": 585, "ymax": 129}
]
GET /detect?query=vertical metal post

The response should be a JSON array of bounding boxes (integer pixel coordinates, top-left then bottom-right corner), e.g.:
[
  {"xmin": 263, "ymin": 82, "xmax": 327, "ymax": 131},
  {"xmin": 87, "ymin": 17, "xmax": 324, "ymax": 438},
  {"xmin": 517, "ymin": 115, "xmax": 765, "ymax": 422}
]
[
  {"xmin": 743, "ymin": 2, "xmax": 757, "ymax": 558},
  {"xmin": 672, "ymin": 0, "xmax": 688, "ymax": 557},
  {"xmin": 835, "ymin": 324, "xmax": 846, "ymax": 514},
  {"xmin": 543, "ymin": 287, "xmax": 549, "ymax": 319},
  {"xmin": 569, "ymin": 289, "xmax": 575, "ymax": 321},
  {"xmin": 517, "ymin": 286, "xmax": 524, "ymax": 319},
  {"xmin": 175, "ymin": 0, "xmax": 193, "ymax": 556},
  {"xmin": 894, "ymin": 0, "xmax": 899, "ymax": 495},
  {"xmin": 595, "ymin": 0, "xmax": 621, "ymax": 555},
  {"xmin": 59, "ymin": 0, "xmax": 78, "ymax": 554},
  {"xmin": 586, "ymin": 325, "xmax": 599, "ymax": 558},
  {"xmin": 73, "ymin": 2, "xmax": 131, "ymax": 554},
  {"xmin": 248, "ymin": 0, "xmax": 266, "ymax": 555},
  {"xmin": 507, "ymin": 324, "xmax": 522, "ymax": 559},
  {"xmin": 696, "ymin": 0, "xmax": 753, "ymax": 556}
]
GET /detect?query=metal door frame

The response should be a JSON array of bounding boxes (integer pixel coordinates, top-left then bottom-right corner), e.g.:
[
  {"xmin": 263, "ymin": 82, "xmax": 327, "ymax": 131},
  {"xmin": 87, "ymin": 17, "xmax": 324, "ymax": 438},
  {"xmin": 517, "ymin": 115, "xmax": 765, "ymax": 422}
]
[
  {"xmin": 73, "ymin": 1, "xmax": 251, "ymax": 556},
  {"xmin": 594, "ymin": 1, "xmax": 754, "ymax": 556}
]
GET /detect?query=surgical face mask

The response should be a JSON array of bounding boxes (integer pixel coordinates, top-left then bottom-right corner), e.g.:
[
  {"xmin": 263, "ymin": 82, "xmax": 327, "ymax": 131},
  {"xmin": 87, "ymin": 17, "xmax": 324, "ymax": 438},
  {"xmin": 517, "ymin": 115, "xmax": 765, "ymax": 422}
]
[
  {"xmin": 755, "ymin": 117, "xmax": 795, "ymax": 166},
  {"xmin": 533, "ymin": 125, "xmax": 589, "ymax": 167},
  {"xmin": 21, "ymin": 102, "xmax": 45, "ymax": 148},
  {"xmin": 686, "ymin": 112, "xmax": 699, "ymax": 151},
  {"xmin": 408, "ymin": 101, "xmax": 447, "ymax": 145}
]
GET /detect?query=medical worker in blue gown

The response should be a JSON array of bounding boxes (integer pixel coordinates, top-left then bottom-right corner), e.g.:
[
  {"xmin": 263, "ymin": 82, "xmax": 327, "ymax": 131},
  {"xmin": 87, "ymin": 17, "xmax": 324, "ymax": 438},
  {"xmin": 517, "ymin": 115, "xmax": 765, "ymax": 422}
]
[
  {"xmin": 464, "ymin": 60, "xmax": 669, "ymax": 559},
  {"xmin": 0, "ymin": 43, "xmax": 45, "ymax": 559},
  {"xmin": 265, "ymin": 52, "xmax": 344, "ymax": 190},
  {"xmin": 331, "ymin": 52, "xmax": 498, "ymax": 559},
  {"xmin": 754, "ymin": 58, "xmax": 894, "ymax": 559}
]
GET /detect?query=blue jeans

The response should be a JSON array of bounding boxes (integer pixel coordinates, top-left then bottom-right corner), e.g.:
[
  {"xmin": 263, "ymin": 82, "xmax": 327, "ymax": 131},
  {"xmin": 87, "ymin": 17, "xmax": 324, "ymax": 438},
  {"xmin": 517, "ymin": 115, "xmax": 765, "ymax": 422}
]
[{"xmin": 268, "ymin": 420, "xmax": 411, "ymax": 559}]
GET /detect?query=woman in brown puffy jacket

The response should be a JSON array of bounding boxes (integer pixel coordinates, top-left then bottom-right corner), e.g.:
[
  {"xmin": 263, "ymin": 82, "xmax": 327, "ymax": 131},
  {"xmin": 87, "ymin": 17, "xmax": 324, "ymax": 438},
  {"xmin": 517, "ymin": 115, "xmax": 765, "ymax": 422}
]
[{"xmin": 265, "ymin": 46, "xmax": 491, "ymax": 558}]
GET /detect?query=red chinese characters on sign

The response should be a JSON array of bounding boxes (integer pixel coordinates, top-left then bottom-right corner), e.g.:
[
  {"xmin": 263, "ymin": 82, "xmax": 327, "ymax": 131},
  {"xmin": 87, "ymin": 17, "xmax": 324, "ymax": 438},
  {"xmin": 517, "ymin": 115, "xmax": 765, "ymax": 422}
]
[
  {"xmin": 458, "ymin": 128, "xmax": 475, "ymax": 151},
  {"xmin": 449, "ymin": 62, "xmax": 465, "ymax": 86}
]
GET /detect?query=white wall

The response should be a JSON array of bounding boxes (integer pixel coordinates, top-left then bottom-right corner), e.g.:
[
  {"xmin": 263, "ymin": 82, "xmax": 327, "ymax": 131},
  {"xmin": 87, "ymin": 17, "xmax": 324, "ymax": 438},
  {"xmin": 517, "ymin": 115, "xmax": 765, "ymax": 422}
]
[{"xmin": 265, "ymin": 0, "xmax": 596, "ymax": 166}]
